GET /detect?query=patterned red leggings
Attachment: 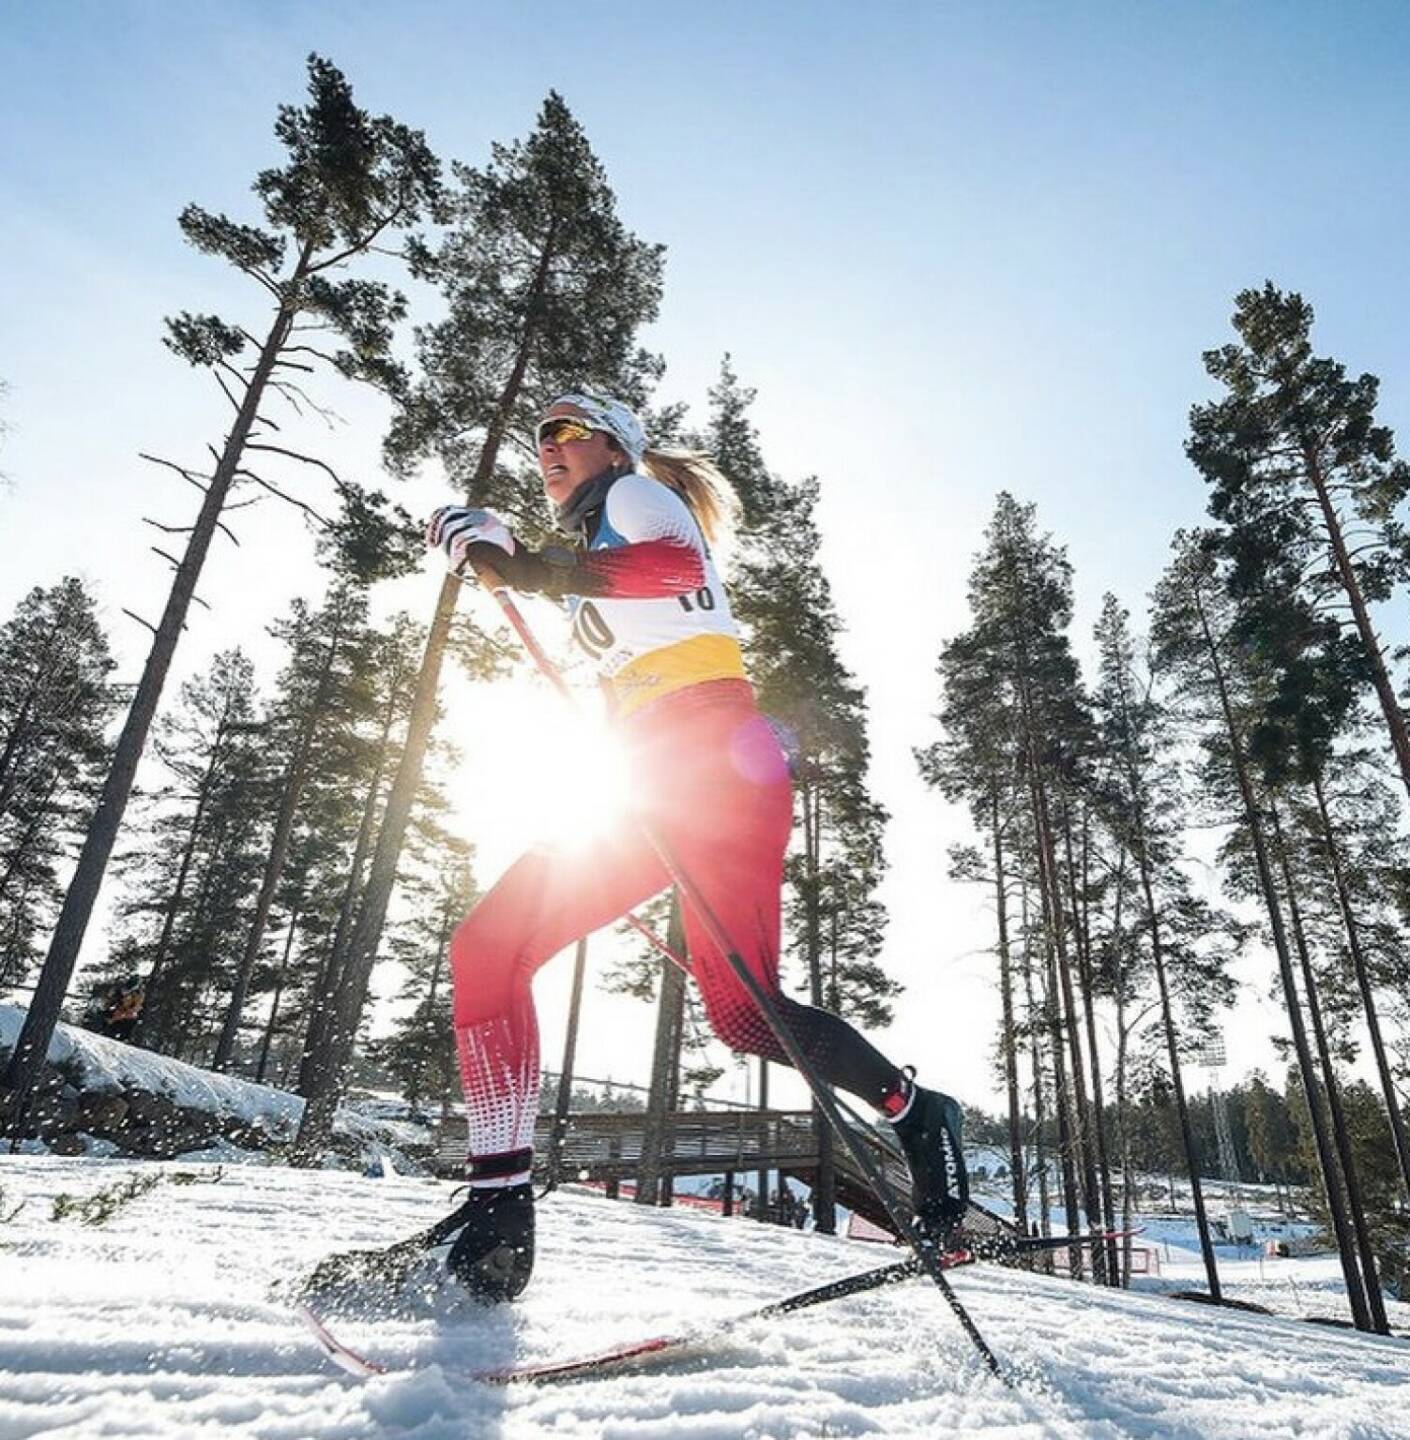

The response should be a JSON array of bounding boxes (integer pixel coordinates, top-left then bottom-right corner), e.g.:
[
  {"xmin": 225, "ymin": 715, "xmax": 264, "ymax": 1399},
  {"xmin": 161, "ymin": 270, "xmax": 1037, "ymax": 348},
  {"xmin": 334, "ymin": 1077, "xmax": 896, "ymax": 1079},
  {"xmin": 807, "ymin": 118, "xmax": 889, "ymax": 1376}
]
[{"xmin": 449, "ymin": 682, "xmax": 903, "ymax": 1181}]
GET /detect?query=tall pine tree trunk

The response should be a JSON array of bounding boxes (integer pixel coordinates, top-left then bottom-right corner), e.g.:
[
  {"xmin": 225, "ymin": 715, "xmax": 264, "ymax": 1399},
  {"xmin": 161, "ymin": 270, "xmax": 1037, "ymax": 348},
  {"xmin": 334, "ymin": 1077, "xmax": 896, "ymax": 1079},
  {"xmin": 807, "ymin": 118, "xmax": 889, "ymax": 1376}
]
[
  {"xmin": 1137, "ymin": 847, "xmax": 1223, "ymax": 1301},
  {"xmin": 1310, "ymin": 771, "xmax": 1410, "ymax": 1205},
  {"xmin": 1188, "ymin": 575, "xmax": 1373, "ymax": 1329},
  {"xmin": 1109, "ymin": 857, "xmax": 1138, "ymax": 1287},
  {"xmin": 1303, "ymin": 447, "xmax": 1410, "ymax": 800},
  {"xmin": 1062, "ymin": 792, "xmax": 1119, "ymax": 1283},
  {"xmin": 1028, "ymin": 764, "xmax": 1104, "ymax": 1280},
  {"xmin": 256, "ymin": 894, "xmax": 303, "ymax": 1085},
  {"xmin": 294, "ymin": 307, "xmax": 547, "ymax": 1159},
  {"xmin": 1021, "ymin": 881, "xmax": 1052, "ymax": 1245},
  {"xmin": 990, "ymin": 791, "xmax": 1028, "ymax": 1232},
  {"xmin": 638, "ymin": 899, "xmax": 685, "ymax": 1207},
  {"xmin": 2, "ymin": 264, "xmax": 309, "ymax": 1134},
  {"xmin": 547, "ymin": 938, "xmax": 588, "ymax": 1188},
  {"xmin": 1269, "ymin": 804, "xmax": 1388, "ymax": 1333},
  {"xmin": 1042, "ymin": 936, "xmax": 1084, "ymax": 1275}
]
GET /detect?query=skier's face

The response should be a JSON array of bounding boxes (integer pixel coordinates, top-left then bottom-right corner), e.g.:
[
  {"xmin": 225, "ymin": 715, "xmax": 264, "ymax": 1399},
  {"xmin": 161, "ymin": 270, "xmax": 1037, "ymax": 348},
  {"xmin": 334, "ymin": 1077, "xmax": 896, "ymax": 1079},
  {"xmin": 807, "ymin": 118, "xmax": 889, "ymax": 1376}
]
[{"xmin": 537, "ymin": 406, "xmax": 621, "ymax": 507}]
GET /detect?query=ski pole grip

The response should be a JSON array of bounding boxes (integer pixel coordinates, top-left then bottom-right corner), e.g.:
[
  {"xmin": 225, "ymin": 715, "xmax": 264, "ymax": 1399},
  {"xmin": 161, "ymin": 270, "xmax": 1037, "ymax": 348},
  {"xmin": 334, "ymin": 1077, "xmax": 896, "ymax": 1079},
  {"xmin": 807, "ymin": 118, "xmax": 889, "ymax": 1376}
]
[{"xmin": 465, "ymin": 555, "xmax": 507, "ymax": 592}]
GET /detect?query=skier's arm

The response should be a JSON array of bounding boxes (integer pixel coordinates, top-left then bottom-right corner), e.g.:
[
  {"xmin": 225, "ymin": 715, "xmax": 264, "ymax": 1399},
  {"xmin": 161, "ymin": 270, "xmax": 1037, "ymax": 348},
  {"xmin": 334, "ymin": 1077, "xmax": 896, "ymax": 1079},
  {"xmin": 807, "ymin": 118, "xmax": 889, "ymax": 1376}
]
[
  {"xmin": 428, "ymin": 480, "xmax": 707, "ymax": 599},
  {"xmin": 506, "ymin": 537, "xmax": 705, "ymax": 599},
  {"xmin": 480, "ymin": 477, "xmax": 706, "ymax": 599}
]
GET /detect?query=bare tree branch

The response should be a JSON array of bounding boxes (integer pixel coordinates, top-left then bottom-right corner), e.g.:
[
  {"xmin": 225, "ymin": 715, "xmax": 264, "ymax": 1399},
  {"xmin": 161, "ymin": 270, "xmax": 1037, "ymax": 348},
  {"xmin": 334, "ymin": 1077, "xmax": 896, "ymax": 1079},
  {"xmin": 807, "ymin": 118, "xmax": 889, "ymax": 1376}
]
[
  {"xmin": 213, "ymin": 369, "xmax": 244, "ymax": 415},
  {"xmin": 121, "ymin": 609, "xmax": 158, "ymax": 637},
  {"xmin": 233, "ymin": 467, "xmax": 332, "ymax": 528},
  {"xmin": 142, "ymin": 514, "xmax": 240, "ymax": 548},
  {"xmin": 306, "ymin": 200, "xmax": 407, "ymax": 275},
  {"xmin": 217, "ymin": 358, "xmax": 251, "ymax": 393},
  {"xmin": 280, "ymin": 345, "xmax": 342, "ymax": 366},
  {"xmin": 268, "ymin": 379, "xmax": 343, "ymax": 429},
  {"xmin": 244, "ymin": 442, "xmax": 350, "ymax": 492},
  {"xmin": 138, "ymin": 452, "xmax": 212, "ymax": 495}
]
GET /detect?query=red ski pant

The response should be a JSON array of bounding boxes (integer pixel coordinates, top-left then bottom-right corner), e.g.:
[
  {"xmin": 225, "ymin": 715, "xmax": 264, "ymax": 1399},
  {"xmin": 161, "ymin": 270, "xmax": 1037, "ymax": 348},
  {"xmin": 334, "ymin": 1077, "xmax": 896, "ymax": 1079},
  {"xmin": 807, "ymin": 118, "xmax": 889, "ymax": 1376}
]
[{"xmin": 449, "ymin": 683, "xmax": 796, "ymax": 1177}]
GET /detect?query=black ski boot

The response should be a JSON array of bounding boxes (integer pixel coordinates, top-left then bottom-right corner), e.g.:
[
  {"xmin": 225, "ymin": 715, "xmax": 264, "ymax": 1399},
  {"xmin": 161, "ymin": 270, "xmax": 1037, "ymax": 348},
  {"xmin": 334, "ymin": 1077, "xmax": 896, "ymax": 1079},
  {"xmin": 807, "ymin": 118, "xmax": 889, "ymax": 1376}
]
[
  {"xmin": 445, "ymin": 1183, "xmax": 536, "ymax": 1302},
  {"xmin": 890, "ymin": 1081, "xmax": 970, "ymax": 1247}
]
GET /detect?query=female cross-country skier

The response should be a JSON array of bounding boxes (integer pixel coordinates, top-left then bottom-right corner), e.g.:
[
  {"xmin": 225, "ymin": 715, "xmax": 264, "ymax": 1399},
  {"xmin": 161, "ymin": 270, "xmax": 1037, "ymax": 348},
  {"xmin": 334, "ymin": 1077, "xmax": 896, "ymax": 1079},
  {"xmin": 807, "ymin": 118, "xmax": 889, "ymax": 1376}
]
[{"xmin": 421, "ymin": 392, "xmax": 969, "ymax": 1301}]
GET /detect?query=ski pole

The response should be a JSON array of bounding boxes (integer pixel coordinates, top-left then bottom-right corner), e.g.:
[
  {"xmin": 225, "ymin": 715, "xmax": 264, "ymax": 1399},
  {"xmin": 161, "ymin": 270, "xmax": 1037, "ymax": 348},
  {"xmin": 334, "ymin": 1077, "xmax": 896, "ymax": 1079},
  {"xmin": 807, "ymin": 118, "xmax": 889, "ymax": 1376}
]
[{"xmin": 468, "ymin": 564, "xmax": 1008, "ymax": 1383}]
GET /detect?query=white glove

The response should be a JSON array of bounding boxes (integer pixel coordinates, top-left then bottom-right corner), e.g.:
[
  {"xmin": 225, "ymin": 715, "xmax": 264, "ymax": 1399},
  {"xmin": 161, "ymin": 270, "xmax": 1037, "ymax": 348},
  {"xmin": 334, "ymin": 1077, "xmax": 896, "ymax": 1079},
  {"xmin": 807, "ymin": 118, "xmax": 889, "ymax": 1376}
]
[{"xmin": 426, "ymin": 506, "xmax": 516, "ymax": 576}]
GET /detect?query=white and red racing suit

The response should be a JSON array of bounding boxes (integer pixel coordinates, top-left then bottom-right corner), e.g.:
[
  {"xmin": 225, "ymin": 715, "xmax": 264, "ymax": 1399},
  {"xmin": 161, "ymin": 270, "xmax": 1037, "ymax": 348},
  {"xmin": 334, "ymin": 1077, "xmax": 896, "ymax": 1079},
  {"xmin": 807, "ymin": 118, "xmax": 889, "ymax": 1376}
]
[{"xmin": 449, "ymin": 472, "xmax": 907, "ymax": 1186}]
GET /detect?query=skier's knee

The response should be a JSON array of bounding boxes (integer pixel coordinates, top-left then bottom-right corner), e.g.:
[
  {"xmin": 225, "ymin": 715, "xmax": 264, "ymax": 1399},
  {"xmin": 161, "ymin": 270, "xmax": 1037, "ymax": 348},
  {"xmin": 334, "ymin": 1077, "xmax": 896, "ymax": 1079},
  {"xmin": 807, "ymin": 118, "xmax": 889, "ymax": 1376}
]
[
  {"xmin": 704, "ymin": 996, "xmax": 777, "ymax": 1059},
  {"xmin": 449, "ymin": 914, "xmax": 520, "ymax": 1025}
]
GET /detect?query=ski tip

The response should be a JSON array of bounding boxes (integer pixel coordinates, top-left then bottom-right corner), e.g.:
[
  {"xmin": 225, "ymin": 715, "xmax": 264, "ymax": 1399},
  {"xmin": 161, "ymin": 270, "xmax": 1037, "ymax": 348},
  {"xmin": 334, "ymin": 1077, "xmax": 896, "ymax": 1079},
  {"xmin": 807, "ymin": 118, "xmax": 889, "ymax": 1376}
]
[{"xmin": 296, "ymin": 1302, "xmax": 390, "ymax": 1378}]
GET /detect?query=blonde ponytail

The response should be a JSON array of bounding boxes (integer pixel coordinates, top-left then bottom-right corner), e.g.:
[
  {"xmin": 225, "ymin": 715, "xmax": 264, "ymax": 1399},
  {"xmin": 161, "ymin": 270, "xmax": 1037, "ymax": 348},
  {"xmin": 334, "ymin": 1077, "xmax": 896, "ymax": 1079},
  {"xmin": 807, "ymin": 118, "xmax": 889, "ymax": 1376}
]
[{"xmin": 638, "ymin": 447, "xmax": 741, "ymax": 547}]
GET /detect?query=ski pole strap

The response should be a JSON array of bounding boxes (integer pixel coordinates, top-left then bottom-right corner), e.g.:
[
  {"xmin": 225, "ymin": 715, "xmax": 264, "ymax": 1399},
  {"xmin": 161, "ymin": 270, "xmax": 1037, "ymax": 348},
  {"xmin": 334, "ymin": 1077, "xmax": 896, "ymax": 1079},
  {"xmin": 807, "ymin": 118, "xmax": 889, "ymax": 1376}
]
[{"xmin": 467, "ymin": 1147, "xmax": 533, "ymax": 1182}]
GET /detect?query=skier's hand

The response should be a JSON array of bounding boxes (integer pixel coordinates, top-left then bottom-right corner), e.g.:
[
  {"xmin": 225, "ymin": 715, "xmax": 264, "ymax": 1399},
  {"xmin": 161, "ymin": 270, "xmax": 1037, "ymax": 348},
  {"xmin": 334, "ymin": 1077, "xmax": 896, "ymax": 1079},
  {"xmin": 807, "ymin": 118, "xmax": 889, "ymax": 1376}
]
[{"xmin": 427, "ymin": 506, "xmax": 516, "ymax": 578}]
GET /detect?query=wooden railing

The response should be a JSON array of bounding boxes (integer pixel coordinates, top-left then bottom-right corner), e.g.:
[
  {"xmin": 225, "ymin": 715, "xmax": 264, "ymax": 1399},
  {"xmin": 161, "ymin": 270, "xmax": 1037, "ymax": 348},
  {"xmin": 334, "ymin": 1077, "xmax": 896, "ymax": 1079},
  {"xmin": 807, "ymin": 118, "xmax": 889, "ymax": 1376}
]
[{"xmin": 431, "ymin": 1107, "xmax": 1011, "ymax": 1242}]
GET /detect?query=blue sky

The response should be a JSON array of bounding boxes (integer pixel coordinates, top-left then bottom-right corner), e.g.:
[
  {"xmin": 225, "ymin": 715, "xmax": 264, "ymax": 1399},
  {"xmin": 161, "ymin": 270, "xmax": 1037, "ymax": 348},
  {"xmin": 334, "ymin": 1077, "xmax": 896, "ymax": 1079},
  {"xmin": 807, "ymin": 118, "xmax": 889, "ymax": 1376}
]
[{"xmin": 2, "ymin": 2, "xmax": 1408, "ymax": 1109}]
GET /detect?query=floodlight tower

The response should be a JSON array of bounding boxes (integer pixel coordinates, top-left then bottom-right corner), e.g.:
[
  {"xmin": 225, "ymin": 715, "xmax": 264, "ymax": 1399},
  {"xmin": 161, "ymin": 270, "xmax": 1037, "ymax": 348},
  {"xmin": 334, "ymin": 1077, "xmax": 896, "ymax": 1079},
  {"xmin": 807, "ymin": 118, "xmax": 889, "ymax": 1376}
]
[{"xmin": 1199, "ymin": 1032, "xmax": 1241, "ymax": 1191}]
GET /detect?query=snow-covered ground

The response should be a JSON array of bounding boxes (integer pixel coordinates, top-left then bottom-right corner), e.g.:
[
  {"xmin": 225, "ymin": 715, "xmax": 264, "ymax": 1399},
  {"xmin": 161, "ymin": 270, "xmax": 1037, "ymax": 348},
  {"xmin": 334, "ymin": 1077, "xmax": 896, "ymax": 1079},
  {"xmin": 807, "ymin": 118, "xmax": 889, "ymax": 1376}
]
[{"xmin": 2, "ymin": 1156, "xmax": 1408, "ymax": 1439}]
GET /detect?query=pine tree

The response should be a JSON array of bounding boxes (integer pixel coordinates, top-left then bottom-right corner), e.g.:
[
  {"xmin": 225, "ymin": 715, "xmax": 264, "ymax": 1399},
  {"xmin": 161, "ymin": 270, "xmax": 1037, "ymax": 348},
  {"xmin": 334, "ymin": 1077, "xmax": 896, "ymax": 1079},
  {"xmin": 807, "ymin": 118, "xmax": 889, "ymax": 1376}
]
[
  {"xmin": 0, "ymin": 579, "xmax": 116, "ymax": 989},
  {"xmin": 1091, "ymin": 591, "xmax": 1234, "ymax": 1296},
  {"xmin": 716, "ymin": 370, "xmax": 895, "ymax": 1233},
  {"xmin": 211, "ymin": 582, "xmax": 369, "ymax": 1070},
  {"xmin": 943, "ymin": 495, "xmax": 1108, "ymax": 1276},
  {"xmin": 919, "ymin": 615, "xmax": 1030, "ymax": 1232},
  {"xmin": 2, "ymin": 57, "xmax": 441, "ymax": 1133},
  {"xmin": 370, "ymin": 838, "xmax": 476, "ymax": 1118},
  {"xmin": 295, "ymin": 92, "xmax": 664, "ymax": 1158},
  {"xmin": 115, "ymin": 649, "xmax": 266, "ymax": 1057},
  {"xmin": 1188, "ymin": 283, "xmax": 1410, "ymax": 800},
  {"xmin": 1153, "ymin": 531, "xmax": 1381, "ymax": 1330}
]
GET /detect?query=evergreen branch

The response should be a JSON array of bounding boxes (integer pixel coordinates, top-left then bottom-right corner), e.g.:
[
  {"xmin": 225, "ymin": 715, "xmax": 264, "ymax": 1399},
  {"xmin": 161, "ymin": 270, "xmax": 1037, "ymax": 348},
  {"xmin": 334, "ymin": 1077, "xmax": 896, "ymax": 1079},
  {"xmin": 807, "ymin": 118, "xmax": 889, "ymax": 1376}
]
[
  {"xmin": 306, "ymin": 197, "xmax": 409, "ymax": 275},
  {"xmin": 269, "ymin": 356, "xmax": 316, "ymax": 374}
]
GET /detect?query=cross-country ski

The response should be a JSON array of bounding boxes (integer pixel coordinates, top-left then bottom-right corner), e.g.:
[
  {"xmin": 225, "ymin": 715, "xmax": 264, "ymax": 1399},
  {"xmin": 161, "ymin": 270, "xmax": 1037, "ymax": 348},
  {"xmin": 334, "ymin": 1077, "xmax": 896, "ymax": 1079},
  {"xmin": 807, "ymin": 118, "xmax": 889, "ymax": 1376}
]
[{"xmin": 298, "ymin": 1227, "xmax": 1142, "ymax": 1385}]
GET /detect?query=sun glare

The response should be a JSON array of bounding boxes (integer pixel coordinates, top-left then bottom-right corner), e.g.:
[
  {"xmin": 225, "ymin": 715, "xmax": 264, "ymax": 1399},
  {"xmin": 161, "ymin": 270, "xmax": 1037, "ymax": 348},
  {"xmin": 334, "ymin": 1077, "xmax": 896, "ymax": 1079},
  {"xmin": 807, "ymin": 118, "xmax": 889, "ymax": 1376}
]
[{"xmin": 450, "ymin": 678, "xmax": 638, "ymax": 876}]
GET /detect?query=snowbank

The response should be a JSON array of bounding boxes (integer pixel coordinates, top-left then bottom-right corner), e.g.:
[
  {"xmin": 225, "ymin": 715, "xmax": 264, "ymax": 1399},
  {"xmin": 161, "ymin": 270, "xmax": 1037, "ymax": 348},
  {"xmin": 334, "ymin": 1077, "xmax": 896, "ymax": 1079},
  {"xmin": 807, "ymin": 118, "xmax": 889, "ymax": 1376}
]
[
  {"xmin": 0, "ymin": 1002, "xmax": 427, "ymax": 1169},
  {"xmin": 0, "ymin": 1156, "xmax": 1407, "ymax": 1438},
  {"xmin": 0, "ymin": 1001, "xmax": 302, "ymax": 1131}
]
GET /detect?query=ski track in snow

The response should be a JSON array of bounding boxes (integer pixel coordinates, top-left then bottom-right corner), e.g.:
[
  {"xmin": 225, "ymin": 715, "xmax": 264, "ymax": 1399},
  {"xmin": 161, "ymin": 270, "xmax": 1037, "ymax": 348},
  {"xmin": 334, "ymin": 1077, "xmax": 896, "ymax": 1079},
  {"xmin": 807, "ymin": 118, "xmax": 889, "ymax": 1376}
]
[{"xmin": 1, "ymin": 1158, "xmax": 1407, "ymax": 1439}]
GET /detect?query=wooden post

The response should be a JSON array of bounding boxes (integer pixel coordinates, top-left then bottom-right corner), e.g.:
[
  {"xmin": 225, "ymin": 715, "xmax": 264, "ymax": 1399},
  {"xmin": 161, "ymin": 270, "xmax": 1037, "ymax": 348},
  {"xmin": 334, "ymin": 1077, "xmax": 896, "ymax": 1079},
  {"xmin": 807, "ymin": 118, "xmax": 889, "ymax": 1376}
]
[
  {"xmin": 638, "ymin": 896, "xmax": 685, "ymax": 1206},
  {"xmin": 547, "ymin": 938, "xmax": 588, "ymax": 1187}
]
